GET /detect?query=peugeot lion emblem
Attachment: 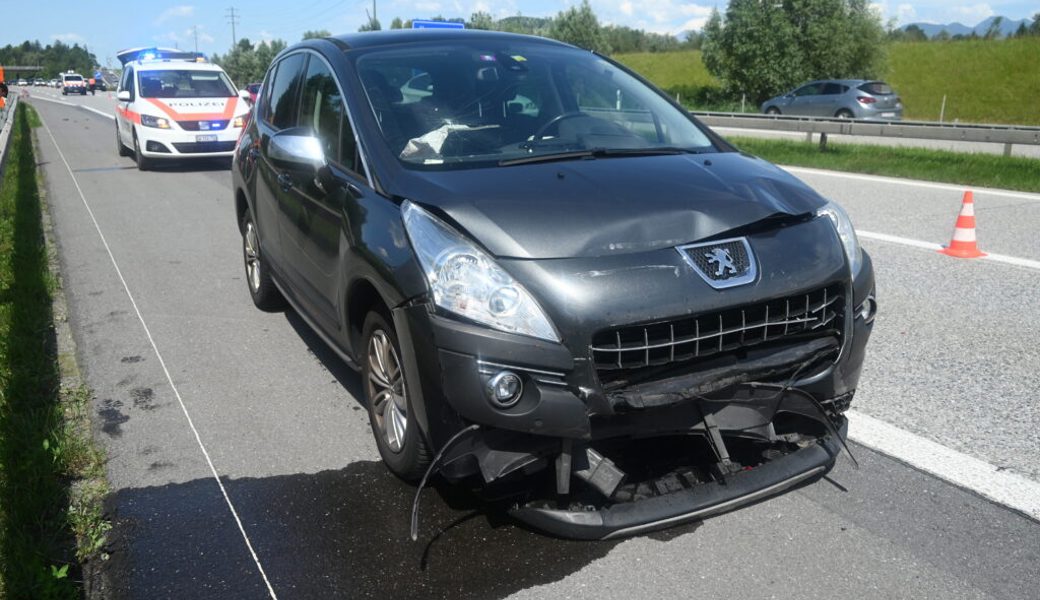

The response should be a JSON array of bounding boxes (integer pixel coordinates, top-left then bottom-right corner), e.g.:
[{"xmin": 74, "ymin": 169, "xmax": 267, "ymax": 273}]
[
  {"xmin": 676, "ymin": 237, "xmax": 757, "ymax": 289},
  {"xmin": 704, "ymin": 248, "xmax": 739, "ymax": 277}
]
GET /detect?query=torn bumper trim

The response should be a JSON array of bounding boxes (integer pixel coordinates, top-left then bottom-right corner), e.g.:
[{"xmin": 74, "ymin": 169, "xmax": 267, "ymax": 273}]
[{"xmin": 509, "ymin": 420, "xmax": 845, "ymax": 540}]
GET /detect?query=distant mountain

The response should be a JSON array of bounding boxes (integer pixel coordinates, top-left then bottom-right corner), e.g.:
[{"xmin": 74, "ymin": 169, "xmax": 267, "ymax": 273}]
[{"xmin": 903, "ymin": 15, "xmax": 1032, "ymax": 38}]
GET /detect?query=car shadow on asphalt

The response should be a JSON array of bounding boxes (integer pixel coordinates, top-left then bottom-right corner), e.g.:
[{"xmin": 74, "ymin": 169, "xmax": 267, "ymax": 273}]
[
  {"xmin": 283, "ymin": 308, "xmax": 364, "ymax": 403},
  {"xmin": 92, "ymin": 460, "xmax": 700, "ymax": 599}
]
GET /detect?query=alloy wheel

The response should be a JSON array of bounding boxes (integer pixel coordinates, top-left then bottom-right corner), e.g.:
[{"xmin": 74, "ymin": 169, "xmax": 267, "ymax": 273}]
[
  {"xmin": 367, "ymin": 330, "xmax": 408, "ymax": 453},
  {"xmin": 244, "ymin": 221, "xmax": 261, "ymax": 292}
]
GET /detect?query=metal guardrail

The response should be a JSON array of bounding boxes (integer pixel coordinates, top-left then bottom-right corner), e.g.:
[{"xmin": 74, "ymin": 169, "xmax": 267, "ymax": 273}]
[
  {"xmin": 0, "ymin": 94, "xmax": 21, "ymax": 181},
  {"xmin": 692, "ymin": 111, "xmax": 1040, "ymax": 156}
]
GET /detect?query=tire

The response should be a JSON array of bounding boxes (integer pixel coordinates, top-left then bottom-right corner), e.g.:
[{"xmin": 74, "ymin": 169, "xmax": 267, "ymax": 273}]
[
  {"xmin": 240, "ymin": 209, "xmax": 286, "ymax": 311},
  {"xmin": 766, "ymin": 107, "xmax": 781, "ymax": 115},
  {"xmin": 116, "ymin": 125, "xmax": 131, "ymax": 157},
  {"xmin": 835, "ymin": 109, "xmax": 854, "ymax": 119},
  {"xmin": 133, "ymin": 131, "xmax": 152, "ymax": 171},
  {"xmin": 362, "ymin": 311, "xmax": 431, "ymax": 482}
]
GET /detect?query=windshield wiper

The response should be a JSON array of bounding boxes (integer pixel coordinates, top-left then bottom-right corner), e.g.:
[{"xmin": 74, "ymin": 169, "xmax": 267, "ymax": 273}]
[{"xmin": 499, "ymin": 146, "xmax": 706, "ymax": 167}]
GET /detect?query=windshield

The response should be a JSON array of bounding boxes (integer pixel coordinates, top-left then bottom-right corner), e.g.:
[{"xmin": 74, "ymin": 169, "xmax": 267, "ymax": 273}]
[
  {"xmin": 64, "ymin": 75, "xmax": 83, "ymax": 82},
  {"xmin": 354, "ymin": 40, "xmax": 716, "ymax": 169},
  {"xmin": 137, "ymin": 69, "xmax": 236, "ymax": 98}
]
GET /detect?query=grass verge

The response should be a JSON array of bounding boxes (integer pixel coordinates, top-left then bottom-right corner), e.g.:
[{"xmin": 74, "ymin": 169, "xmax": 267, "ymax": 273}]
[
  {"xmin": 728, "ymin": 135, "xmax": 1040, "ymax": 194},
  {"xmin": 0, "ymin": 102, "xmax": 109, "ymax": 597}
]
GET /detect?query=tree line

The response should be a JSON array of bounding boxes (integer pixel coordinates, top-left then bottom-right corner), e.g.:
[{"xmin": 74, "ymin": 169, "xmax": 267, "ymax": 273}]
[
  {"xmin": 889, "ymin": 14, "xmax": 1040, "ymax": 42},
  {"xmin": 0, "ymin": 40, "xmax": 98, "ymax": 79}
]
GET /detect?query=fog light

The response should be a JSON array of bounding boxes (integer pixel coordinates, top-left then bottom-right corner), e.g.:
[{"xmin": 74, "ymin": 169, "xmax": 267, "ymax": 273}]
[
  {"xmin": 858, "ymin": 295, "xmax": 876, "ymax": 323},
  {"xmin": 485, "ymin": 371, "xmax": 523, "ymax": 408}
]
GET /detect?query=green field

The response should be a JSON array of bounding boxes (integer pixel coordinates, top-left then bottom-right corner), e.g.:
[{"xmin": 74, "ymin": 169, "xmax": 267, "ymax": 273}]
[{"xmin": 614, "ymin": 38, "xmax": 1040, "ymax": 125}]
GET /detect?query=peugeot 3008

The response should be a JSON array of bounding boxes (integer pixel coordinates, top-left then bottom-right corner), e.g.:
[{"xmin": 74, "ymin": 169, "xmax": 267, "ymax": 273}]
[{"xmin": 232, "ymin": 30, "xmax": 875, "ymax": 540}]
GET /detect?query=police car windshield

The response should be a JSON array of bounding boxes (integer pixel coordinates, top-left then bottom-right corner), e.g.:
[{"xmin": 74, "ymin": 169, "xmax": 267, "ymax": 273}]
[
  {"xmin": 64, "ymin": 75, "xmax": 83, "ymax": 81},
  {"xmin": 138, "ymin": 70, "xmax": 236, "ymax": 98}
]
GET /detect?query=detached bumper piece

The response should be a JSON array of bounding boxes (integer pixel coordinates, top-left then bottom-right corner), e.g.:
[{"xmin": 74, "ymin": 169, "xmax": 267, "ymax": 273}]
[{"xmin": 509, "ymin": 420, "xmax": 845, "ymax": 541}]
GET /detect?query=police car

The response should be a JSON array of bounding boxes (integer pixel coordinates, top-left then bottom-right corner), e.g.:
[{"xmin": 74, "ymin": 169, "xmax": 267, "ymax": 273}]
[{"xmin": 115, "ymin": 47, "xmax": 250, "ymax": 170}]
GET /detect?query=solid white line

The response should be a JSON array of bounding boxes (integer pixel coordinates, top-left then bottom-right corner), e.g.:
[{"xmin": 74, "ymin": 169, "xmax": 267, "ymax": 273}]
[
  {"xmin": 784, "ymin": 166, "xmax": 1040, "ymax": 202},
  {"xmin": 36, "ymin": 111, "xmax": 279, "ymax": 599},
  {"xmin": 847, "ymin": 410, "xmax": 1040, "ymax": 521},
  {"xmin": 79, "ymin": 105, "xmax": 114, "ymax": 121},
  {"xmin": 28, "ymin": 95, "xmax": 77, "ymax": 108},
  {"xmin": 857, "ymin": 230, "xmax": 1040, "ymax": 271}
]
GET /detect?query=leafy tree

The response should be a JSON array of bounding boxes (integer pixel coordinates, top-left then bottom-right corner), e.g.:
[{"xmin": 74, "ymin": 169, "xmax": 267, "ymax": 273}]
[
  {"xmin": 0, "ymin": 40, "xmax": 98, "ymax": 79},
  {"xmin": 212, "ymin": 39, "xmax": 289, "ymax": 86},
  {"xmin": 1014, "ymin": 22, "xmax": 1028, "ymax": 38},
  {"xmin": 934, "ymin": 29, "xmax": 951, "ymax": 41},
  {"xmin": 468, "ymin": 11, "xmax": 494, "ymax": 30},
  {"xmin": 702, "ymin": 0, "xmax": 886, "ymax": 104},
  {"xmin": 983, "ymin": 17, "xmax": 1003, "ymax": 40},
  {"xmin": 302, "ymin": 30, "xmax": 331, "ymax": 40},
  {"xmin": 1030, "ymin": 13, "xmax": 1040, "ymax": 36},
  {"xmin": 390, "ymin": 17, "xmax": 404, "ymax": 30},
  {"xmin": 549, "ymin": 0, "xmax": 604, "ymax": 52},
  {"xmin": 903, "ymin": 24, "xmax": 928, "ymax": 42},
  {"xmin": 359, "ymin": 17, "xmax": 382, "ymax": 32}
]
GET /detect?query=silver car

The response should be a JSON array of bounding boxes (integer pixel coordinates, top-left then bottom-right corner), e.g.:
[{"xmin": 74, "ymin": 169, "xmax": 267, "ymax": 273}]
[{"xmin": 761, "ymin": 80, "xmax": 903, "ymax": 120}]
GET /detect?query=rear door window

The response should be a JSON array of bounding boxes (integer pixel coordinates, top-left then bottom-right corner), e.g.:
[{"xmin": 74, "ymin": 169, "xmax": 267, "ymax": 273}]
[
  {"xmin": 822, "ymin": 83, "xmax": 847, "ymax": 95},
  {"xmin": 858, "ymin": 81, "xmax": 893, "ymax": 95}
]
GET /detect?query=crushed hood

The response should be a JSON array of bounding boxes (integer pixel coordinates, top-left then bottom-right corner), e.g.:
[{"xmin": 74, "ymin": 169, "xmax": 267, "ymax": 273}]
[{"xmin": 403, "ymin": 152, "xmax": 828, "ymax": 259}]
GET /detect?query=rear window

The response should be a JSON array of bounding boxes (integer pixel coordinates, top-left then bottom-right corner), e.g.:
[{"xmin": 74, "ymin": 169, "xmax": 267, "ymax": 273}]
[
  {"xmin": 137, "ymin": 69, "xmax": 236, "ymax": 98},
  {"xmin": 858, "ymin": 82, "xmax": 893, "ymax": 95}
]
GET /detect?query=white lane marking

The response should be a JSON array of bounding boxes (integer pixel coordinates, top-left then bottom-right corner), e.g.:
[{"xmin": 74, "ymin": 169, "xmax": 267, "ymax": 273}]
[
  {"xmin": 784, "ymin": 166, "xmax": 1040, "ymax": 203},
  {"xmin": 28, "ymin": 95, "xmax": 77, "ymax": 108},
  {"xmin": 79, "ymin": 105, "xmax": 114, "ymax": 121},
  {"xmin": 847, "ymin": 410, "xmax": 1040, "ymax": 521},
  {"xmin": 36, "ymin": 111, "xmax": 279, "ymax": 599},
  {"xmin": 857, "ymin": 230, "xmax": 1040, "ymax": 271}
]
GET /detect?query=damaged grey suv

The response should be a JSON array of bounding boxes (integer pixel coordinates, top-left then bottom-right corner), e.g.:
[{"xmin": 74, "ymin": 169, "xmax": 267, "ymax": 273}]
[{"xmin": 232, "ymin": 30, "xmax": 875, "ymax": 540}]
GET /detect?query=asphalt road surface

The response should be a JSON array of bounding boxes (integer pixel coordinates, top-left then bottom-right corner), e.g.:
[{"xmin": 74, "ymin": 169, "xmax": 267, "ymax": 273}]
[{"xmin": 26, "ymin": 90, "xmax": 1040, "ymax": 599}]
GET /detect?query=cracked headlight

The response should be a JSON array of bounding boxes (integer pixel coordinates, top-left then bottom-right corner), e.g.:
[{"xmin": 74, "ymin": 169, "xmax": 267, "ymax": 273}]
[
  {"xmin": 818, "ymin": 201, "xmax": 862, "ymax": 275},
  {"xmin": 402, "ymin": 200, "xmax": 560, "ymax": 342}
]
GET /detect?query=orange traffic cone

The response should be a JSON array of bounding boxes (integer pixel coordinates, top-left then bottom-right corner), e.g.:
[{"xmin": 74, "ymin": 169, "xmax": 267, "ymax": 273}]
[{"xmin": 939, "ymin": 191, "xmax": 986, "ymax": 258}]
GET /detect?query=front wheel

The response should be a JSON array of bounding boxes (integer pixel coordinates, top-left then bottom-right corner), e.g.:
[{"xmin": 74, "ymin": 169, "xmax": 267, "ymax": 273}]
[
  {"xmin": 241, "ymin": 209, "xmax": 286, "ymax": 311},
  {"xmin": 133, "ymin": 132, "xmax": 151, "ymax": 171},
  {"xmin": 766, "ymin": 107, "xmax": 781, "ymax": 115},
  {"xmin": 116, "ymin": 125, "xmax": 131, "ymax": 157},
  {"xmin": 362, "ymin": 311, "xmax": 431, "ymax": 482}
]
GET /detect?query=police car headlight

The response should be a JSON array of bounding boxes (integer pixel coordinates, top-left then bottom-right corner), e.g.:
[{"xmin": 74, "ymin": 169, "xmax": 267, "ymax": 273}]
[
  {"xmin": 232, "ymin": 116, "xmax": 245, "ymax": 128},
  {"xmin": 818, "ymin": 201, "xmax": 862, "ymax": 275},
  {"xmin": 402, "ymin": 200, "xmax": 560, "ymax": 342},
  {"xmin": 141, "ymin": 114, "xmax": 172, "ymax": 129}
]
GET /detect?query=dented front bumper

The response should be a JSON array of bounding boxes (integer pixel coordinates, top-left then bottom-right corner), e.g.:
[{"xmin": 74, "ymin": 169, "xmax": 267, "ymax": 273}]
[{"xmin": 390, "ymin": 243, "xmax": 873, "ymax": 538}]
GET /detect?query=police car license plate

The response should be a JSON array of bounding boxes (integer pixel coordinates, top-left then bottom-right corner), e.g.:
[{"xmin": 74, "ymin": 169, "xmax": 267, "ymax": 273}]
[{"xmin": 196, "ymin": 134, "xmax": 218, "ymax": 142}]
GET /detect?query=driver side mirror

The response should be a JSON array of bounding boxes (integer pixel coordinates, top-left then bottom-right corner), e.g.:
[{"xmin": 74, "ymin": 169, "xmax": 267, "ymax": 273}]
[
  {"xmin": 117, "ymin": 90, "xmax": 131, "ymax": 102},
  {"xmin": 269, "ymin": 130, "xmax": 327, "ymax": 174}
]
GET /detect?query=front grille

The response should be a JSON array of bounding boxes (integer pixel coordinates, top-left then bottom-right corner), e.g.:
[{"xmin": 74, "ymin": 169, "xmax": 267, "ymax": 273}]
[
  {"xmin": 171, "ymin": 141, "xmax": 236, "ymax": 154},
  {"xmin": 178, "ymin": 120, "xmax": 229, "ymax": 131},
  {"xmin": 591, "ymin": 285, "xmax": 843, "ymax": 386}
]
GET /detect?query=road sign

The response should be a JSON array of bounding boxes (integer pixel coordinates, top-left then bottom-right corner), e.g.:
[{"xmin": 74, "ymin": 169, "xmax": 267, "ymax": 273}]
[{"xmin": 411, "ymin": 20, "xmax": 464, "ymax": 29}]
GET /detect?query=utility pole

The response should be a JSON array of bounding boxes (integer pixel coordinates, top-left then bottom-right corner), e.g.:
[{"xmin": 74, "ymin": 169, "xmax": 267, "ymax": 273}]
[
  {"xmin": 192, "ymin": 25, "xmax": 199, "ymax": 54},
  {"xmin": 225, "ymin": 7, "xmax": 240, "ymax": 49}
]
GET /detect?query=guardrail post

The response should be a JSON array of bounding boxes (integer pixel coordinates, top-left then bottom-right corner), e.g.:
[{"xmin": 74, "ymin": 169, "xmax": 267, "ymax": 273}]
[
  {"xmin": 805, "ymin": 131, "xmax": 813, "ymax": 144},
  {"xmin": 1003, "ymin": 143, "xmax": 1013, "ymax": 157},
  {"xmin": 819, "ymin": 132, "xmax": 828, "ymax": 151}
]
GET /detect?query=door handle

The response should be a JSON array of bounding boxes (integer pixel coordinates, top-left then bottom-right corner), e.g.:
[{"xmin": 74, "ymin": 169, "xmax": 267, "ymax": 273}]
[{"xmin": 277, "ymin": 172, "xmax": 293, "ymax": 192}]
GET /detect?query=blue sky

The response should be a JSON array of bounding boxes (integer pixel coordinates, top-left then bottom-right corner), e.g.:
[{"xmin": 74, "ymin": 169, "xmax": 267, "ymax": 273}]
[{"xmin": 1, "ymin": 1, "xmax": 1037, "ymax": 69}]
